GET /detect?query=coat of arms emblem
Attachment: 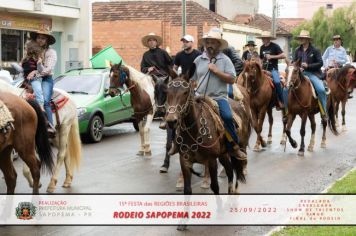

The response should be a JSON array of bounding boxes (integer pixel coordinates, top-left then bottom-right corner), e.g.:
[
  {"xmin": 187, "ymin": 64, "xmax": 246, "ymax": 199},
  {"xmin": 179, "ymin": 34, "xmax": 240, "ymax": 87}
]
[{"xmin": 15, "ymin": 202, "xmax": 36, "ymax": 220}]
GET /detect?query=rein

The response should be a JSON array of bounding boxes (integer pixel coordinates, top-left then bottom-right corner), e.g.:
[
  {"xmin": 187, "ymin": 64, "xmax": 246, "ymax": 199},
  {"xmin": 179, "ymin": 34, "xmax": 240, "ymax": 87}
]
[{"xmin": 290, "ymin": 71, "xmax": 309, "ymax": 108}]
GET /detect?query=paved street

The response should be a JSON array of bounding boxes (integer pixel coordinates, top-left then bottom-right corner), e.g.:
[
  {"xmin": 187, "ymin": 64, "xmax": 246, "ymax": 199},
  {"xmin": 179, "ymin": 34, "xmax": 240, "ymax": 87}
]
[{"xmin": 1, "ymin": 97, "xmax": 356, "ymax": 235}]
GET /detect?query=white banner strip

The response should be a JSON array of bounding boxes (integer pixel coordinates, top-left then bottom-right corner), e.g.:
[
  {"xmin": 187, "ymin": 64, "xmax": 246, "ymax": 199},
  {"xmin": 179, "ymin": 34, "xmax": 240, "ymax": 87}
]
[{"xmin": 0, "ymin": 195, "xmax": 355, "ymax": 225}]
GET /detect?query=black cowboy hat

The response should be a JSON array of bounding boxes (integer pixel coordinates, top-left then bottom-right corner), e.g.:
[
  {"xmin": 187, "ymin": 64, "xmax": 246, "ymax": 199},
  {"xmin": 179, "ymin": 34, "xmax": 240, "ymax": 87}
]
[
  {"xmin": 245, "ymin": 40, "xmax": 257, "ymax": 47},
  {"xmin": 30, "ymin": 30, "xmax": 56, "ymax": 45}
]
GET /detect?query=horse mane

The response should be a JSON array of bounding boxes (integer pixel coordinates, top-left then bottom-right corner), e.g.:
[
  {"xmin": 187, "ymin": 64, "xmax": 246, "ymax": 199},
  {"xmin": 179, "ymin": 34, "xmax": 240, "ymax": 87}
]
[
  {"xmin": 251, "ymin": 60, "xmax": 264, "ymax": 80},
  {"xmin": 123, "ymin": 65, "xmax": 154, "ymax": 89},
  {"xmin": 335, "ymin": 64, "xmax": 355, "ymax": 81}
]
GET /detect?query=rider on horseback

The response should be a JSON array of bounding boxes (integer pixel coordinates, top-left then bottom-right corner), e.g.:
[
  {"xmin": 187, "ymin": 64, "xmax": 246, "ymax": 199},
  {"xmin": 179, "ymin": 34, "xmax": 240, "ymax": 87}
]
[
  {"xmin": 293, "ymin": 30, "xmax": 328, "ymax": 122},
  {"xmin": 191, "ymin": 28, "xmax": 247, "ymax": 160},
  {"xmin": 140, "ymin": 32, "xmax": 173, "ymax": 129}
]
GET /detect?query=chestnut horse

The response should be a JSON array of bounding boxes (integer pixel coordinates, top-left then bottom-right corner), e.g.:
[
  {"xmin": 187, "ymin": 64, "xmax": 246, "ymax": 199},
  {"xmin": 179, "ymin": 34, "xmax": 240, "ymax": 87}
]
[
  {"xmin": 326, "ymin": 65, "xmax": 356, "ymax": 132},
  {"xmin": 240, "ymin": 59, "xmax": 279, "ymax": 151},
  {"xmin": 0, "ymin": 91, "xmax": 54, "ymax": 193},
  {"xmin": 165, "ymin": 65, "xmax": 251, "ymax": 195},
  {"xmin": 109, "ymin": 62, "xmax": 156, "ymax": 156},
  {"xmin": 282, "ymin": 61, "xmax": 337, "ymax": 156}
]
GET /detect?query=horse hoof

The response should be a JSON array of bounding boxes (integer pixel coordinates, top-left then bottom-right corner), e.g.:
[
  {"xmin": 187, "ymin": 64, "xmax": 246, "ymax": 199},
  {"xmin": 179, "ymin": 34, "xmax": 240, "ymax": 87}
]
[
  {"xmin": 200, "ymin": 181, "xmax": 210, "ymax": 189},
  {"xmin": 253, "ymin": 145, "xmax": 261, "ymax": 152},
  {"xmin": 136, "ymin": 151, "xmax": 144, "ymax": 156},
  {"xmin": 297, "ymin": 151, "xmax": 304, "ymax": 156},
  {"xmin": 342, "ymin": 126, "xmax": 347, "ymax": 132},
  {"xmin": 321, "ymin": 143, "xmax": 326, "ymax": 148},
  {"xmin": 267, "ymin": 140, "xmax": 272, "ymax": 145},
  {"xmin": 144, "ymin": 151, "xmax": 152, "ymax": 156},
  {"xmin": 46, "ymin": 187, "xmax": 55, "ymax": 193},
  {"xmin": 307, "ymin": 146, "xmax": 313, "ymax": 152},
  {"xmin": 280, "ymin": 140, "xmax": 286, "ymax": 145},
  {"xmin": 62, "ymin": 183, "xmax": 71, "ymax": 188},
  {"xmin": 291, "ymin": 141, "xmax": 298, "ymax": 149},
  {"xmin": 261, "ymin": 141, "xmax": 267, "ymax": 148},
  {"xmin": 177, "ymin": 225, "xmax": 187, "ymax": 231},
  {"xmin": 159, "ymin": 166, "xmax": 168, "ymax": 173}
]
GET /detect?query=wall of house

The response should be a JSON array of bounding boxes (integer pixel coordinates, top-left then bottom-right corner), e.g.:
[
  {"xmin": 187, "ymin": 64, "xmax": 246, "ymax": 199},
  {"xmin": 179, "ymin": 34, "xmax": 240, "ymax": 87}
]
[
  {"xmin": 92, "ymin": 20, "xmax": 218, "ymax": 70},
  {"xmin": 298, "ymin": 0, "xmax": 354, "ymax": 19}
]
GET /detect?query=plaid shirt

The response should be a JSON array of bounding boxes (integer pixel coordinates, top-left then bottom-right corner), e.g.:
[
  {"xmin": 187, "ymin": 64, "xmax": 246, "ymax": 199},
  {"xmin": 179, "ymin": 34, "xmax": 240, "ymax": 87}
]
[{"xmin": 38, "ymin": 48, "xmax": 57, "ymax": 76}]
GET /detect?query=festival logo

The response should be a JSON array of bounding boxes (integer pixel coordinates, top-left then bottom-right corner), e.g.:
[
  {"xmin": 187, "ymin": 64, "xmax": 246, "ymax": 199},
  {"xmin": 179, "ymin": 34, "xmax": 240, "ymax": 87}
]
[{"xmin": 15, "ymin": 202, "xmax": 36, "ymax": 220}]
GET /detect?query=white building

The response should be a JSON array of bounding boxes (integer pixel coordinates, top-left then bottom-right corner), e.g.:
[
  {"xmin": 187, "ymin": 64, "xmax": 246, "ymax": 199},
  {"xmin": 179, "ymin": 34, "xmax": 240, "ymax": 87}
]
[{"xmin": 0, "ymin": 0, "xmax": 92, "ymax": 76}]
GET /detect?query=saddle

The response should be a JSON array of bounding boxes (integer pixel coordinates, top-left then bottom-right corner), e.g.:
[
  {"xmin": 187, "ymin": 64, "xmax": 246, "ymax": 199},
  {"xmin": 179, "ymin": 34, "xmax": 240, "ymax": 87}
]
[
  {"xmin": 300, "ymin": 75, "xmax": 318, "ymax": 99},
  {"xmin": 0, "ymin": 100, "xmax": 14, "ymax": 134}
]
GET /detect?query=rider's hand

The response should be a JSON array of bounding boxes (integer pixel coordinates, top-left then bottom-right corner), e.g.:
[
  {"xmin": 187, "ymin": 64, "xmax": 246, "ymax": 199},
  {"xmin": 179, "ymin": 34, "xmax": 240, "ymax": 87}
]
[
  {"xmin": 37, "ymin": 57, "xmax": 42, "ymax": 64},
  {"xmin": 265, "ymin": 54, "xmax": 272, "ymax": 60},
  {"xmin": 147, "ymin": 67, "xmax": 156, "ymax": 73},
  {"xmin": 27, "ymin": 70, "xmax": 37, "ymax": 80},
  {"xmin": 208, "ymin": 63, "xmax": 219, "ymax": 74},
  {"xmin": 301, "ymin": 62, "xmax": 308, "ymax": 69}
]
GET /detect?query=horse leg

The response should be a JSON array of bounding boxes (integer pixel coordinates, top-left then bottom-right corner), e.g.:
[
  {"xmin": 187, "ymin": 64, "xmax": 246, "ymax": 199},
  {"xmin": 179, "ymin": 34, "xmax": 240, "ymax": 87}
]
[
  {"xmin": 179, "ymin": 156, "xmax": 192, "ymax": 195},
  {"xmin": 160, "ymin": 127, "xmax": 173, "ymax": 173},
  {"xmin": 23, "ymin": 164, "xmax": 42, "ymax": 189},
  {"xmin": 267, "ymin": 107, "xmax": 273, "ymax": 144},
  {"xmin": 201, "ymin": 164, "xmax": 210, "ymax": 189},
  {"xmin": 280, "ymin": 115, "xmax": 287, "ymax": 145},
  {"xmin": 251, "ymin": 109, "xmax": 261, "ymax": 151},
  {"xmin": 218, "ymin": 155, "xmax": 234, "ymax": 194},
  {"xmin": 143, "ymin": 114, "xmax": 154, "ymax": 157},
  {"xmin": 136, "ymin": 121, "xmax": 145, "ymax": 156},
  {"xmin": 285, "ymin": 114, "xmax": 298, "ymax": 149},
  {"xmin": 341, "ymin": 99, "xmax": 347, "ymax": 132},
  {"xmin": 18, "ymin": 148, "xmax": 41, "ymax": 194},
  {"xmin": 176, "ymin": 172, "xmax": 184, "ymax": 190},
  {"xmin": 258, "ymin": 109, "xmax": 268, "ymax": 148},
  {"xmin": 335, "ymin": 101, "xmax": 340, "ymax": 127},
  {"xmin": 298, "ymin": 113, "xmax": 308, "ymax": 156},
  {"xmin": 321, "ymin": 115, "xmax": 327, "ymax": 148},
  {"xmin": 208, "ymin": 158, "xmax": 219, "ymax": 194},
  {"xmin": 0, "ymin": 148, "xmax": 17, "ymax": 194},
  {"xmin": 48, "ymin": 126, "xmax": 70, "ymax": 193},
  {"xmin": 308, "ymin": 114, "xmax": 316, "ymax": 152}
]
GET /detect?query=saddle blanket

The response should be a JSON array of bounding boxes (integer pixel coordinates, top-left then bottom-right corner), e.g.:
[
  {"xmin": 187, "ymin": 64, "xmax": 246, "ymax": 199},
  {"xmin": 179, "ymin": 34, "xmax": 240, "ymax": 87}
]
[{"xmin": 0, "ymin": 100, "xmax": 14, "ymax": 130}]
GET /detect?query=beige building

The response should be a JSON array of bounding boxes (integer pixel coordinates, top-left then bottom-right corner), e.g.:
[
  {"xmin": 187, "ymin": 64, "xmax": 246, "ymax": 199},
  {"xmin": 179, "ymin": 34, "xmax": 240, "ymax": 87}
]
[{"xmin": 0, "ymin": 0, "xmax": 92, "ymax": 76}]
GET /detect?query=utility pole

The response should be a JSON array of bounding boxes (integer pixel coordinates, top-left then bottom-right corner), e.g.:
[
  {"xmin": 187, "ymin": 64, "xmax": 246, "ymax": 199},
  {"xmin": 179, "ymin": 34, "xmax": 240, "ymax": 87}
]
[
  {"xmin": 272, "ymin": 0, "xmax": 277, "ymax": 37},
  {"xmin": 182, "ymin": 0, "xmax": 186, "ymax": 36}
]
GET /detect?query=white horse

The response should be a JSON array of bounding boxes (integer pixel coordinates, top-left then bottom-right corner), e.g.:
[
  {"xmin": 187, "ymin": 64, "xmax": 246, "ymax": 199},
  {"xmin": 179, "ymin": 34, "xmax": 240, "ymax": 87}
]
[{"xmin": 0, "ymin": 79, "xmax": 81, "ymax": 193}]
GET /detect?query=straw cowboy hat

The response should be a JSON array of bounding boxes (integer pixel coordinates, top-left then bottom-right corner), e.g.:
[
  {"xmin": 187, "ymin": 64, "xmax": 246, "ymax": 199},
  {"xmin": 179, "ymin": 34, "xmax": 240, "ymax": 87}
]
[
  {"xmin": 245, "ymin": 40, "xmax": 257, "ymax": 47},
  {"xmin": 256, "ymin": 31, "xmax": 276, "ymax": 40},
  {"xmin": 141, "ymin": 32, "xmax": 163, "ymax": 48},
  {"xmin": 198, "ymin": 28, "xmax": 228, "ymax": 50},
  {"xmin": 295, "ymin": 30, "xmax": 312, "ymax": 40},
  {"xmin": 332, "ymin": 34, "xmax": 342, "ymax": 40},
  {"xmin": 30, "ymin": 30, "xmax": 56, "ymax": 45}
]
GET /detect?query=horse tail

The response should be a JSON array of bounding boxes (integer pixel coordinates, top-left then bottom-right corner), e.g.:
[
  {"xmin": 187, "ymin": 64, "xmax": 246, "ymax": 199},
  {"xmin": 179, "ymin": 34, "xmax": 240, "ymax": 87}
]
[
  {"xmin": 327, "ymin": 96, "xmax": 339, "ymax": 135},
  {"xmin": 27, "ymin": 99, "xmax": 54, "ymax": 174},
  {"xmin": 67, "ymin": 116, "xmax": 82, "ymax": 171},
  {"xmin": 231, "ymin": 157, "xmax": 246, "ymax": 183}
]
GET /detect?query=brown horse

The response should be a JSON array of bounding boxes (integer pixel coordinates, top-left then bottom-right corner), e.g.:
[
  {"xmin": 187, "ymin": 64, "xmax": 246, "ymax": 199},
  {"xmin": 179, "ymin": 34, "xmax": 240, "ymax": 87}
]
[
  {"xmin": 0, "ymin": 92, "xmax": 54, "ymax": 193},
  {"xmin": 240, "ymin": 59, "xmax": 279, "ymax": 151},
  {"xmin": 109, "ymin": 62, "xmax": 156, "ymax": 156},
  {"xmin": 282, "ymin": 61, "xmax": 337, "ymax": 156},
  {"xmin": 165, "ymin": 65, "xmax": 251, "ymax": 195},
  {"xmin": 326, "ymin": 65, "xmax": 356, "ymax": 132}
]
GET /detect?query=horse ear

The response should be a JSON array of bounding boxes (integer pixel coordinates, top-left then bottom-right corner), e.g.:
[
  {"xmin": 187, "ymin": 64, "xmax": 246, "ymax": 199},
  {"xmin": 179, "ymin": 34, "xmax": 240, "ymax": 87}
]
[
  {"xmin": 109, "ymin": 61, "xmax": 113, "ymax": 68},
  {"xmin": 118, "ymin": 60, "xmax": 122, "ymax": 68},
  {"xmin": 294, "ymin": 59, "xmax": 301, "ymax": 68},
  {"xmin": 185, "ymin": 63, "xmax": 196, "ymax": 82},
  {"xmin": 167, "ymin": 66, "xmax": 177, "ymax": 79}
]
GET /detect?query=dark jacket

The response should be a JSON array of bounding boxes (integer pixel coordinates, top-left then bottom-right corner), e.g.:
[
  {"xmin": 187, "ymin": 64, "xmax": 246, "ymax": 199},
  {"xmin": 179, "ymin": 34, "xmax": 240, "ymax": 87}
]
[
  {"xmin": 293, "ymin": 44, "xmax": 323, "ymax": 77},
  {"xmin": 140, "ymin": 47, "xmax": 173, "ymax": 76},
  {"xmin": 222, "ymin": 46, "xmax": 244, "ymax": 76}
]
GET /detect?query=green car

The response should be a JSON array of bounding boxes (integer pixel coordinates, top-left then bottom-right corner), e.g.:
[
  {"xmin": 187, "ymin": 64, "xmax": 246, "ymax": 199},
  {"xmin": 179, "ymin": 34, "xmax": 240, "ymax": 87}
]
[{"xmin": 54, "ymin": 68, "xmax": 138, "ymax": 143}]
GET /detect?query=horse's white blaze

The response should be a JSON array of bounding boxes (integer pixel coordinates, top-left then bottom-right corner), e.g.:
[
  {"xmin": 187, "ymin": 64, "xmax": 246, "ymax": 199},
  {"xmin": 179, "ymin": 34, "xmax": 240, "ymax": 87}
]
[{"xmin": 286, "ymin": 65, "xmax": 294, "ymax": 87}]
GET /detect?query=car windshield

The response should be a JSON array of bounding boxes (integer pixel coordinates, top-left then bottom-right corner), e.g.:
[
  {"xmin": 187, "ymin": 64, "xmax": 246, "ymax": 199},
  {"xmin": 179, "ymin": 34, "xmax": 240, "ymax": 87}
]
[{"xmin": 55, "ymin": 74, "xmax": 102, "ymax": 95}]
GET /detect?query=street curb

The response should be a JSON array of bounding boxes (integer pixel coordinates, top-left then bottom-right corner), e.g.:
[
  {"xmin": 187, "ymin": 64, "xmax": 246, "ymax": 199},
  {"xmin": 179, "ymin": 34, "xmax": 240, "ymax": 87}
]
[{"xmin": 264, "ymin": 167, "xmax": 356, "ymax": 236}]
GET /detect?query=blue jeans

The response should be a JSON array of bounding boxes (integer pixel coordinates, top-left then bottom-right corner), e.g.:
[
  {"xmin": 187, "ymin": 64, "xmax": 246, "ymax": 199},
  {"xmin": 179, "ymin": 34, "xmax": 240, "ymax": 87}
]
[
  {"xmin": 31, "ymin": 75, "xmax": 54, "ymax": 124},
  {"xmin": 271, "ymin": 69, "xmax": 284, "ymax": 104},
  {"xmin": 216, "ymin": 98, "xmax": 239, "ymax": 146},
  {"xmin": 228, "ymin": 84, "xmax": 233, "ymax": 99},
  {"xmin": 304, "ymin": 71, "xmax": 327, "ymax": 114}
]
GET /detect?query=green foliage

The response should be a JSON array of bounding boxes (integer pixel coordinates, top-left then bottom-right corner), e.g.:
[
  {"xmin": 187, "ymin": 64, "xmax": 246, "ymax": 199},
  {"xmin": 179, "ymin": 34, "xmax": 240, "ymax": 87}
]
[{"xmin": 290, "ymin": 3, "xmax": 356, "ymax": 57}]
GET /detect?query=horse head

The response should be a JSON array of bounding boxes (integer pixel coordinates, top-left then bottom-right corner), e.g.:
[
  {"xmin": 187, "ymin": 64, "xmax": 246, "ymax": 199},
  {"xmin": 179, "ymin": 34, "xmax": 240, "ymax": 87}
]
[
  {"xmin": 287, "ymin": 59, "xmax": 304, "ymax": 90},
  {"xmin": 244, "ymin": 59, "xmax": 263, "ymax": 91},
  {"xmin": 165, "ymin": 64, "xmax": 193, "ymax": 129},
  {"xmin": 109, "ymin": 61, "xmax": 128, "ymax": 97}
]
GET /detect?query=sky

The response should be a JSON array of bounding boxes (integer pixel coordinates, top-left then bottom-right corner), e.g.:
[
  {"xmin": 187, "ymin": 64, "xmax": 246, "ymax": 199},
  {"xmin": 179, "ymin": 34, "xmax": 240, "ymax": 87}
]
[{"xmin": 258, "ymin": 0, "xmax": 298, "ymax": 18}]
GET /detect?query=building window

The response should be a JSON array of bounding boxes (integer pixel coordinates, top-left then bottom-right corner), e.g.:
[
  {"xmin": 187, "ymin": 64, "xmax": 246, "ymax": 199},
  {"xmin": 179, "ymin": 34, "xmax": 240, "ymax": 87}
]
[
  {"xmin": 209, "ymin": 0, "xmax": 216, "ymax": 12},
  {"xmin": 326, "ymin": 4, "xmax": 333, "ymax": 9},
  {"xmin": 1, "ymin": 29, "xmax": 27, "ymax": 71}
]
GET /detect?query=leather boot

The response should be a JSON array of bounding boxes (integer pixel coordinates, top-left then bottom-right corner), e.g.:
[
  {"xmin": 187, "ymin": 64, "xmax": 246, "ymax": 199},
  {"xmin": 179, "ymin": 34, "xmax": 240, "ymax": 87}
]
[
  {"xmin": 230, "ymin": 144, "xmax": 247, "ymax": 160},
  {"xmin": 159, "ymin": 120, "xmax": 167, "ymax": 130},
  {"xmin": 168, "ymin": 142, "xmax": 178, "ymax": 155},
  {"xmin": 43, "ymin": 112, "xmax": 56, "ymax": 138}
]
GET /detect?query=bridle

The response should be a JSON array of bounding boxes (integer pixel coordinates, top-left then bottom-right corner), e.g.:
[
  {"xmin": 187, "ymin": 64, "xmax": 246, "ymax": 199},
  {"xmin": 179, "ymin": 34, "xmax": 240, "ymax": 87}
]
[{"xmin": 166, "ymin": 80, "xmax": 192, "ymax": 117}]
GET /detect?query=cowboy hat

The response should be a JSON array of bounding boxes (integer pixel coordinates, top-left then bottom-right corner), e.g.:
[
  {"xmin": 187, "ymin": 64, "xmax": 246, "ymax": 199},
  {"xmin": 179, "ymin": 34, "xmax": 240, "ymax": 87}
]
[
  {"xmin": 256, "ymin": 31, "xmax": 276, "ymax": 40},
  {"xmin": 30, "ymin": 30, "xmax": 56, "ymax": 45},
  {"xmin": 198, "ymin": 29, "xmax": 228, "ymax": 50},
  {"xmin": 245, "ymin": 40, "xmax": 257, "ymax": 47},
  {"xmin": 332, "ymin": 34, "xmax": 342, "ymax": 40},
  {"xmin": 295, "ymin": 30, "xmax": 312, "ymax": 40},
  {"xmin": 141, "ymin": 32, "xmax": 163, "ymax": 48}
]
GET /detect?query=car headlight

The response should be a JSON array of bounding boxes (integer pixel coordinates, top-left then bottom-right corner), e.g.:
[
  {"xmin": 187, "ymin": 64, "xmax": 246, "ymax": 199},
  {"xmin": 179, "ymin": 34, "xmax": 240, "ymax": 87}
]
[{"xmin": 77, "ymin": 107, "xmax": 87, "ymax": 117}]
